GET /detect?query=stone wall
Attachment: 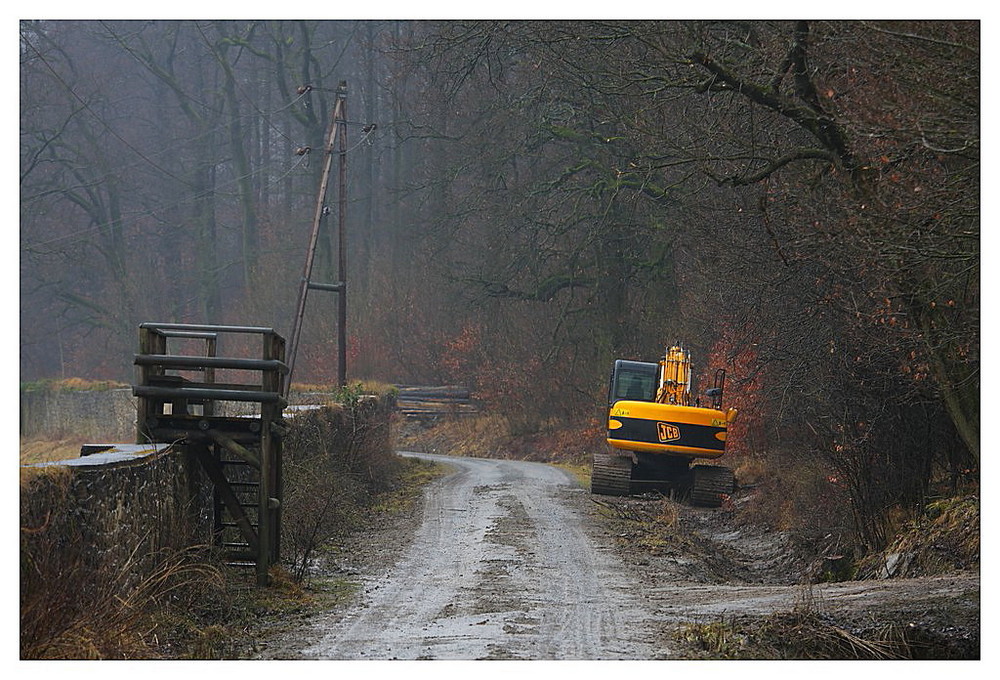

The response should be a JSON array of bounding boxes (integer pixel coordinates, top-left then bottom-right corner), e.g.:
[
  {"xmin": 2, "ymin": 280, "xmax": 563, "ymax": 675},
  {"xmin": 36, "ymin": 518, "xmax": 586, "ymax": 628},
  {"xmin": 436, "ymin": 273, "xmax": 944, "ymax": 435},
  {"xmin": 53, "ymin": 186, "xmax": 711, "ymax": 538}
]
[
  {"xmin": 18, "ymin": 387, "xmax": 352, "ymax": 441},
  {"xmin": 22, "ymin": 445, "xmax": 214, "ymax": 570},
  {"xmin": 20, "ymin": 395, "xmax": 397, "ymax": 654},
  {"xmin": 19, "ymin": 445, "xmax": 215, "ymax": 656},
  {"xmin": 20, "ymin": 388, "xmax": 137, "ymax": 441}
]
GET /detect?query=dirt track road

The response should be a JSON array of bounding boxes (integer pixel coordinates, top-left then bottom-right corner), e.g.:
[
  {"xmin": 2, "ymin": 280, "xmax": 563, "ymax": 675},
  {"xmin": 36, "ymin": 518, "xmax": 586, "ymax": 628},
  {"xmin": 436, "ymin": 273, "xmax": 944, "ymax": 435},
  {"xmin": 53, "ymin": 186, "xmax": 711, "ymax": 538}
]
[
  {"xmin": 296, "ymin": 452, "xmax": 658, "ymax": 659},
  {"xmin": 262, "ymin": 452, "xmax": 979, "ymax": 660}
]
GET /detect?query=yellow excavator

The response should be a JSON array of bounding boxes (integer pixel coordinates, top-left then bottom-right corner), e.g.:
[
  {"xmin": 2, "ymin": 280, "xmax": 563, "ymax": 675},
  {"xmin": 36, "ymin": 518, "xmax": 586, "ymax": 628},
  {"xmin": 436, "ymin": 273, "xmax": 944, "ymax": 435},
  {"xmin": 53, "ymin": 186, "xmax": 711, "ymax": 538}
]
[{"xmin": 591, "ymin": 344, "xmax": 738, "ymax": 506}]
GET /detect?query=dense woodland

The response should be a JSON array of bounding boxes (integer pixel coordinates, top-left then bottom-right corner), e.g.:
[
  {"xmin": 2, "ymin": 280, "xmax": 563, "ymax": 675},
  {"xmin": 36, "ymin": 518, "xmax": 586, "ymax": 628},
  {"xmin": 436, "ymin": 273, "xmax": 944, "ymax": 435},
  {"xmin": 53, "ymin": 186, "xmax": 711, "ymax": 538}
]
[{"xmin": 21, "ymin": 20, "xmax": 978, "ymax": 547}]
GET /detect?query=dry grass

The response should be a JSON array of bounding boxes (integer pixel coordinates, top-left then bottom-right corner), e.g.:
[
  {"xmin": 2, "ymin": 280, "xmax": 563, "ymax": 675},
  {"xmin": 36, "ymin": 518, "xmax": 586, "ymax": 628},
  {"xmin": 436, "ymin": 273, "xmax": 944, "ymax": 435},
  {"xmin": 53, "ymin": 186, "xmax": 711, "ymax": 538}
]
[
  {"xmin": 21, "ymin": 377, "xmax": 129, "ymax": 392},
  {"xmin": 290, "ymin": 380, "xmax": 398, "ymax": 396},
  {"xmin": 20, "ymin": 436, "xmax": 90, "ymax": 466},
  {"xmin": 399, "ymin": 413, "xmax": 511, "ymax": 459},
  {"xmin": 857, "ymin": 495, "xmax": 979, "ymax": 578},
  {"xmin": 399, "ymin": 413, "xmax": 603, "ymax": 467},
  {"xmin": 730, "ymin": 451, "xmax": 851, "ymax": 536},
  {"xmin": 551, "ymin": 461, "xmax": 592, "ymax": 488},
  {"xmin": 731, "ymin": 454, "xmax": 768, "ymax": 487},
  {"xmin": 590, "ymin": 494, "xmax": 690, "ymax": 557},
  {"xmin": 676, "ymin": 610, "xmax": 928, "ymax": 659},
  {"xmin": 21, "ymin": 531, "xmax": 229, "ymax": 660},
  {"xmin": 369, "ymin": 456, "xmax": 452, "ymax": 514}
]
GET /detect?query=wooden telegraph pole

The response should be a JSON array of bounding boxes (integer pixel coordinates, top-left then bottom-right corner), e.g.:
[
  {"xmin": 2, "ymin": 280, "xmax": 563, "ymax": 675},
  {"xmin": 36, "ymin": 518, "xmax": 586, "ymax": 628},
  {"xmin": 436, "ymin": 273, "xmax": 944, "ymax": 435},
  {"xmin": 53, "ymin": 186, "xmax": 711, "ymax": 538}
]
[
  {"xmin": 337, "ymin": 82, "xmax": 348, "ymax": 388},
  {"xmin": 286, "ymin": 81, "xmax": 349, "ymax": 392}
]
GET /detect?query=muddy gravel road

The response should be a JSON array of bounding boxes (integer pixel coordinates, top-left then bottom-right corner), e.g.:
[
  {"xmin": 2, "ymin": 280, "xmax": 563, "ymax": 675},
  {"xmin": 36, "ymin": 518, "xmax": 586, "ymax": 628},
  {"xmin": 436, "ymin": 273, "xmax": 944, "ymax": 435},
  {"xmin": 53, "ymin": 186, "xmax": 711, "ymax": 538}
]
[
  {"xmin": 289, "ymin": 452, "xmax": 658, "ymax": 659},
  {"xmin": 258, "ymin": 452, "xmax": 980, "ymax": 660}
]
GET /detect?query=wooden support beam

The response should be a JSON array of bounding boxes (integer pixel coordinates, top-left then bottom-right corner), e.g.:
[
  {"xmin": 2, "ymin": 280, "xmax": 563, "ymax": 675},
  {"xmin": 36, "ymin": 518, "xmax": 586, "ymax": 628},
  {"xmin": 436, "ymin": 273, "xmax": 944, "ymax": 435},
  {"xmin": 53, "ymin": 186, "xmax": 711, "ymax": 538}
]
[
  {"xmin": 193, "ymin": 445, "xmax": 259, "ymax": 554},
  {"xmin": 207, "ymin": 431, "xmax": 261, "ymax": 469},
  {"xmin": 135, "ymin": 327, "xmax": 166, "ymax": 444}
]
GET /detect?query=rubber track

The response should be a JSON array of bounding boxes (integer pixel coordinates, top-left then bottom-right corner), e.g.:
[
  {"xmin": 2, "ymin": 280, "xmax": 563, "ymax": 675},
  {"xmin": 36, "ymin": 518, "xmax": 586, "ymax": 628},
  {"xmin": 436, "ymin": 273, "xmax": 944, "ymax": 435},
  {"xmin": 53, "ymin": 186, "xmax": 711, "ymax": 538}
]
[
  {"xmin": 690, "ymin": 465, "xmax": 735, "ymax": 507},
  {"xmin": 591, "ymin": 452, "xmax": 633, "ymax": 496}
]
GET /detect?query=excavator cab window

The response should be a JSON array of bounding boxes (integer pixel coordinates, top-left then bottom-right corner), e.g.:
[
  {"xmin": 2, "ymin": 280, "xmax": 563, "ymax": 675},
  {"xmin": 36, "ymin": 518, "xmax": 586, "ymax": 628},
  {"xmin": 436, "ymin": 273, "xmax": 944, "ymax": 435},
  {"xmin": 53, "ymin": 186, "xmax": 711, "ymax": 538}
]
[{"xmin": 609, "ymin": 360, "xmax": 658, "ymax": 405}]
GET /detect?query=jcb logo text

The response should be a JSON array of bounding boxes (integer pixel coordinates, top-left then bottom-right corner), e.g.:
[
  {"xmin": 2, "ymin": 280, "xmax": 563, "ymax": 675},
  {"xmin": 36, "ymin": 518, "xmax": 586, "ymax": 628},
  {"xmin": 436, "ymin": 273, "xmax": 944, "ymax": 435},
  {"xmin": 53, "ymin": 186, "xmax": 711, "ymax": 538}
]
[{"xmin": 657, "ymin": 422, "xmax": 680, "ymax": 442}]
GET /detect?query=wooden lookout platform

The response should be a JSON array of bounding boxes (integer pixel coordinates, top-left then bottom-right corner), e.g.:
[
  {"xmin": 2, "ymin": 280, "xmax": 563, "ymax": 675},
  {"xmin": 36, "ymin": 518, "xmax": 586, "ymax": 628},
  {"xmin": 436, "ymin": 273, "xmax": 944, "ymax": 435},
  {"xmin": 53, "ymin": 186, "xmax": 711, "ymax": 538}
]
[{"xmin": 133, "ymin": 322, "xmax": 287, "ymax": 586}]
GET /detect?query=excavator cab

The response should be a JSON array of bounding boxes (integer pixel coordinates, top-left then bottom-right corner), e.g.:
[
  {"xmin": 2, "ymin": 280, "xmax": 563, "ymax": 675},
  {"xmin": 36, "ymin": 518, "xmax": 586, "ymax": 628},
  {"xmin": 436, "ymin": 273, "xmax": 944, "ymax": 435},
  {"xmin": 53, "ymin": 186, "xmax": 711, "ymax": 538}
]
[{"xmin": 608, "ymin": 360, "xmax": 658, "ymax": 404}]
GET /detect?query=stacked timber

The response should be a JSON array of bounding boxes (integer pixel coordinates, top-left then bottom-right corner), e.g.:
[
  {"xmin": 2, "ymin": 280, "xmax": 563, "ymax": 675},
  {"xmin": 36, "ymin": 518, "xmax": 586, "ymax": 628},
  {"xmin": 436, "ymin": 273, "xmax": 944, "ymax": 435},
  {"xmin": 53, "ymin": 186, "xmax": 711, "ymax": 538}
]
[{"xmin": 395, "ymin": 385, "xmax": 478, "ymax": 421}]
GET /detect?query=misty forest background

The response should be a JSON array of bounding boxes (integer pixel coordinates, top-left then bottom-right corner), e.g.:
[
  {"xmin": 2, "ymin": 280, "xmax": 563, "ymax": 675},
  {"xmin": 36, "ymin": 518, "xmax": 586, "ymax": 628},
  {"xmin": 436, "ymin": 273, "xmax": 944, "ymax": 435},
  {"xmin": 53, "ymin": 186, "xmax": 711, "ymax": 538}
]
[{"xmin": 20, "ymin": 20, "xmax": 978, "ymax": 549}]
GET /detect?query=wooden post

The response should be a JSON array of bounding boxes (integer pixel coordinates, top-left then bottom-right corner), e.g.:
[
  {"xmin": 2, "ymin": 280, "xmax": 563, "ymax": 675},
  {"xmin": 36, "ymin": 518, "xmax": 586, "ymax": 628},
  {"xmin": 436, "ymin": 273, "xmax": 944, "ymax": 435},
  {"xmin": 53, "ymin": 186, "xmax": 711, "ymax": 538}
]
[
  {"xmin": 271, "ymin": 334, "xmax": 285, "ymax": 564},
  {"xmin": 337, "ymin": 81, "xmax": 348, "ymax": 388},
  {"xmin": 257, "ymin": 331, "xmax": 285, "ymax": 585},
  {"xmin": 203, "ymin": 335, "xmax": 217, "ymax": 416},
  {"xmin": 257, "ymin": 335, "xmax": 273, "ymax": 586},
  {"xmin": 135, "ymin": 327, "xmax": 166, "ymax": 444}
]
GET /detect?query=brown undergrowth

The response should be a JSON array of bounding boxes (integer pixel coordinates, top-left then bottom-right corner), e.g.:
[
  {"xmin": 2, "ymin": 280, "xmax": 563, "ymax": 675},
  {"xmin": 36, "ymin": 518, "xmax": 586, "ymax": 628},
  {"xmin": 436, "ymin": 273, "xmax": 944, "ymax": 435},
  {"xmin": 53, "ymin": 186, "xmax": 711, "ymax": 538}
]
[
  {"xmin": 675, "ymin": 609, "xmax": 965, "ymax": 659},
  {"xmin": 20, "ymin": 467, "xmax": 232, "ymax": 659},
  {"xmin": 398, "ymin": 413, "xmax": 605, "ymax": 467},
  {"xmin": 856, "ymin": 495, "xmax": 980, "ymax": 579},
  {"xmin": 280, "ymin": 390, "xmax": 400, "ymax": 581}
]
